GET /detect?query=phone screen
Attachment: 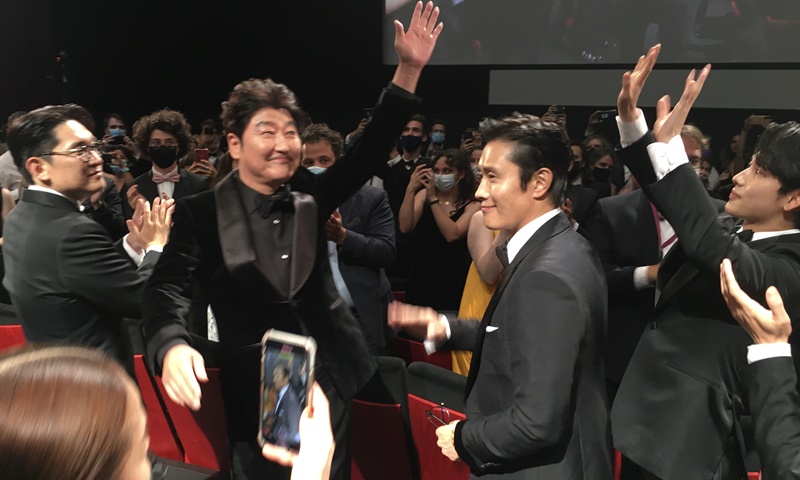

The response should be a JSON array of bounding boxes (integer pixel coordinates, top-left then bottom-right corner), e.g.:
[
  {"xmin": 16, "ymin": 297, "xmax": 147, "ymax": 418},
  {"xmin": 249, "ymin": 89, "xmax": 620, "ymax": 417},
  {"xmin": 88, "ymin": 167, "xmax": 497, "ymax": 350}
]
[
  {"xmin": 194, "ymin": 148, "xmax": 209, "ymax": 164},
  {"xmin": 259, "ymin": 338, "xmax": 312, "ymax": 450}
]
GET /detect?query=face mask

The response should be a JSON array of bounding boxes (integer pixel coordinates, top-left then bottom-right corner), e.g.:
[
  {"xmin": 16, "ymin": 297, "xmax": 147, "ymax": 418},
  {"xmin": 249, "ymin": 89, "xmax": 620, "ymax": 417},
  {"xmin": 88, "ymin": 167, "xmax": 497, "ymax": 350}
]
[
  {"xmin": 434, "ymin": 173, "xmax": 457, "ymax": 192},
  {"xmin": 148, "ymin": 145, "xmax": 179, "ymax": 169},
  {"xmin": 568, "ymin": 165, "xmax": 581, "ymax": 182},
  {"xmin": 307, "ymin": 166, "xmax": 327, "ymax": 175},
  {"xmin": 431, "ymin": 132, "xmax": 445, "ymax": 144},
  {"xmin": 110, "ymin": 164, "xmax": 129, "ymax": 174},
  {"xmin": 592, "ymin": 167, "xmax": 611, "ymax": 183},
  {"xmin": 109, "ymin": 128, "xmax": 126, "ymax": 138},
  {"xmin": 472, "ymin": 165, "xmax": 481, "ymax": 179},
  {"xmin": 399, "ymin": 134, "xmax": 423, "ymax": 153}
]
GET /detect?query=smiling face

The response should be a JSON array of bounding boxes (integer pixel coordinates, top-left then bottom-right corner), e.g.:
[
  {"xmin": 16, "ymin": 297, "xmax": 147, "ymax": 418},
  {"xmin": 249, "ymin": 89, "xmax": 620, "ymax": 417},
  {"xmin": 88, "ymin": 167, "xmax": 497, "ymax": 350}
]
[
  {"xmin": 27, "ymin": 119, "xmax": 105, "ymax": 203},
  {"xmin": 726, "ymin": 158, "xmax": 800, "ymax": 232},
  {"xmin": 228, "ymin": 107, "xmax": 302, "ymax": 194}
]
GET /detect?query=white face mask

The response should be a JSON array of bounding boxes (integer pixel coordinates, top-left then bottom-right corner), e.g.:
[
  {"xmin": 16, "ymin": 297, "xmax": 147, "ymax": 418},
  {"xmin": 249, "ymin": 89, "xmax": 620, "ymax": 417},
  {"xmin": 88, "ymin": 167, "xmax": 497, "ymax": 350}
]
[
  {"xmin": 434, "ymin": 173, "xmax": 457, "ymax": 192},
  {"xmin": 307, "ymin": 166, "xmax": 327, "ymax": 175}
]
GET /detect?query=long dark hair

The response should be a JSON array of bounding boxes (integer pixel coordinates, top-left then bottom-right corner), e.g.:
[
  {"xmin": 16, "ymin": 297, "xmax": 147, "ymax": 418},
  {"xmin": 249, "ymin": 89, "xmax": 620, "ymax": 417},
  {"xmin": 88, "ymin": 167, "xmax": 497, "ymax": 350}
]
[{"xmin": 434, "ymin": 148, "xmax": 477, "ymax": 207}]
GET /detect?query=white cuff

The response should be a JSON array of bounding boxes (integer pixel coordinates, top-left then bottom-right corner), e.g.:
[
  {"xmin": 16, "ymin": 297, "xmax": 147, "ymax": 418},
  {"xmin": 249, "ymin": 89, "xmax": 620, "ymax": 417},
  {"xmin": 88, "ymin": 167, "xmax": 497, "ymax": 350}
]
[
  {"xmin": 146, "ymin": 244, "xmax": 164, "ymax": 254},
  {"xmin": 747, "ymin": 343, "xmax": 792, "ymax": 364},
  {"xmin": 633, "ymin": 266, "xmax": 655, "ymax": 290},
  {"xmin": 617, "ymin": 109, "xmax": 648, "ymax": 148},
  {"xmin": 572, "ymin": 221, "xmax": 580, "ymax": 231},
  {"xmin": 123, "ymin": 234, "xmax": 145, "ymax": 266},
  {"xmin": 646, "ymin": 134, "xmax": 689, "ymax": 181},
  {"xmin": 423, "ymin": 314, "xmax": 452, "ymax": 354}
]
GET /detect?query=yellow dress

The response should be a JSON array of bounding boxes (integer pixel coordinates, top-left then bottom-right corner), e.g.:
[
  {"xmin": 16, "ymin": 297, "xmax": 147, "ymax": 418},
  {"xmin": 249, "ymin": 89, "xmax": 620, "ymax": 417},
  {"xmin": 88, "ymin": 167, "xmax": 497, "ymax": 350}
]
[{"xmin": 452, "ymin": 261, "xmax": 498, "ymax": 376}]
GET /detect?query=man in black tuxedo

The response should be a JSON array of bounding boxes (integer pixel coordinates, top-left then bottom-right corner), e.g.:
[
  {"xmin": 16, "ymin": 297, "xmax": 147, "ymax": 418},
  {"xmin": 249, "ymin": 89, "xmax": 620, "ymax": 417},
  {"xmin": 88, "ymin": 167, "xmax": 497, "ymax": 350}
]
[
  {"xmin": 610, "ymin": 45, "xmax": 800, "ymax": 479},
  {"xmin": 141, "ymin": 4, "xmax": 442, "ymax": 479},
  {"xmin": 720, "ymin": 258, "xmax": 800, "ymax": 479},
  {"xmin": 302, "ymin": 124, "xmax": 396, "ymax": 355},
  {"xmin": 268, "ymin": 364, "xmax": 301, "ymax": 448},
  {"xmin": 126, "ymin": 108, "xmax": 208, "ymax": 218},
  {"xmin": 3, "ymin": 106, "xmax": 172, "ymax": 371},
  {"xmin": 390, "ymin": 113, "xmax": 611, "ymax": 479}
]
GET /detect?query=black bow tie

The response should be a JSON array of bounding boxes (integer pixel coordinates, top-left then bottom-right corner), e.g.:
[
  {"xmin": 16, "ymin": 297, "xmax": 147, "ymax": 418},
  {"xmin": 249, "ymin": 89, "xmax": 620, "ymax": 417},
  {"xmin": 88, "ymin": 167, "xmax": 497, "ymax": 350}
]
[
  {"xmin": 496, "ymin": 243, "xmax": 509, "ymax": 268},
  {"xmin": 737, "ymin": 229, "xmax": 754, "ymax": 242},
  {"xmin": 255, "ymin": 186, "xmax": 294, "ymax": 218}
]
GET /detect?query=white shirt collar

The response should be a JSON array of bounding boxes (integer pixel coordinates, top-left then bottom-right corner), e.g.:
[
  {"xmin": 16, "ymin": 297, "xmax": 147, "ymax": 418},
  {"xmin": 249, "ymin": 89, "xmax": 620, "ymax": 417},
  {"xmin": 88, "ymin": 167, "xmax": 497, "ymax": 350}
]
[
  {"xmin": 506, "ymin": 208, "xmax": 561, "ymax": 264},
  {"xmin": 737, "ymin": 225, "xmax": 800, "ymax": 241},
  {"xmin": 27, "ymin": 185, "xmax": 83, "ymax": 209}
]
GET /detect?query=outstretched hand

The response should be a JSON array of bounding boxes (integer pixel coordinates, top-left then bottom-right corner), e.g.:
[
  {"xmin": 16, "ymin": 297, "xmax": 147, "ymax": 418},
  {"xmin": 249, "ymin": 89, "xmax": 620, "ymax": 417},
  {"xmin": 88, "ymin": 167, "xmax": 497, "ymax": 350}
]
[
  {"xmin": 391, "ymin": 1, "xmax": 443, "ymax": 93},
  {"xmin": 617, "ymin": 44, "xmax": 661, "ymax": 123},
  {"xmin": 652, "ymin": 64, "xmax": 711, "ymax": 143}
]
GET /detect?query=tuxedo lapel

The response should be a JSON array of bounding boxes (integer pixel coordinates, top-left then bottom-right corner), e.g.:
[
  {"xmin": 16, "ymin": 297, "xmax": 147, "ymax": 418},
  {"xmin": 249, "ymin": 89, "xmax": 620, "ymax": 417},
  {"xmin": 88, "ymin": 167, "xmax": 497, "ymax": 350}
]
[
  {"xmin": 137, "ymin": 173, "xmax": 159, "ymax": 202},
  {"xmin": 464, "ymin": 213, "xmax": 572, "ymax": 397},
  {"xmin": 172, "ymin": 170, "xmax": 192, "ymax": 199},
  {"xmin": 289, "ymin": 192, "xmax": 317, "ymax": 298}
]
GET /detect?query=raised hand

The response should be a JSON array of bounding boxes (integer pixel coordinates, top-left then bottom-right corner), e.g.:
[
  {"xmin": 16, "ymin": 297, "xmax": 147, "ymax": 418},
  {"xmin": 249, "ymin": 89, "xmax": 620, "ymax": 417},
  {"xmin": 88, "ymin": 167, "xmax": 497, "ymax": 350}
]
[
  {"xmin": 617, "ymin": 44, "xmax": 661, "ymax": 122},
  {"xmin": 652, "ymin": 64, "xmax": 711, "ymax": 143},
  {"xmin": 391, "ymin": 1, "xmax": 444, "ymax": 93}
]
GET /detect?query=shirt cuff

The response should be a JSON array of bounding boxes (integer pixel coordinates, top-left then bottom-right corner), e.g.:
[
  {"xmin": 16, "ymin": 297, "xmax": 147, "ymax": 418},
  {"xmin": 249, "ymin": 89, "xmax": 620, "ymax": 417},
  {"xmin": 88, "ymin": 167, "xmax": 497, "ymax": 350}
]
[
  {"xmin": 617, "ymin": 109, "xmax": 648, "ymax": 148},
  {"xmin": 747, "ymin": 343, "xmax": 792, "ymax": 364},
  {"xmin": 423, "ymin": 314, "xmax": 452, "ymax": 354},
  {"xmin": 646, "ymin": 134, "xmax": 689, "ymax": 181},
  {"xmin": 633, "ymin": 266, "xmax": 655, "ymax": 290},
  {"xmin": 146, "ymin": 244, "xmax": 164, "ymax": 254},
  {"xmin": 123, "ymin": 234, "xmax": 145, "ymax": 266}
]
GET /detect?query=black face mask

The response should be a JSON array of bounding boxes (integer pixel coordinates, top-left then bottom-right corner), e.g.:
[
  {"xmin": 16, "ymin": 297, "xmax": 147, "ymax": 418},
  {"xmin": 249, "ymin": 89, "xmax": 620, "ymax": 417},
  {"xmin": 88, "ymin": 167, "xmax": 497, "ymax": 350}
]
[
  {"xmin": 568, "ymin": 164, "xmax": 581, "ymax": 182},
  {"xmin": 592, "ymin": 167, "xmax": 611, "ymax": 184},
  {"xmin": 148, "ymin": 145, "xmax": 178, "ymax": 169},
  {"xmin": 399, "ymin": 134, "xmax": 423, "ymax": 153}
]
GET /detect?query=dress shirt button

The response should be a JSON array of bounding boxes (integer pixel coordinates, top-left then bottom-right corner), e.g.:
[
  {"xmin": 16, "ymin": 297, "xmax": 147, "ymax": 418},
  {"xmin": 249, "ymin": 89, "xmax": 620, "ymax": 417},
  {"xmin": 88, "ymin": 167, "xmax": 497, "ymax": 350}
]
[
  {"xmin": 273, "ymin": 219, "xmax": 280, "ymax": 224},
  {"xmin": 281, "ymin": 254, "xmax": 289, "ymax": 260}
]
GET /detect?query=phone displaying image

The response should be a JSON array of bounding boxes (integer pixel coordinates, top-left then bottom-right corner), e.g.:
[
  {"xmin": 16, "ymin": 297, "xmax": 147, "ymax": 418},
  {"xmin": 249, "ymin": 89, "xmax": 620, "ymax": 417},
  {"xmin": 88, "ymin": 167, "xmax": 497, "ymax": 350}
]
[
  {"xmin": 194, "ymin": 148, "xmax": 209, "ymax": 164},
  {"xmin": 258, "ymin": 329, "xmax": 317, "ymax": 451}
]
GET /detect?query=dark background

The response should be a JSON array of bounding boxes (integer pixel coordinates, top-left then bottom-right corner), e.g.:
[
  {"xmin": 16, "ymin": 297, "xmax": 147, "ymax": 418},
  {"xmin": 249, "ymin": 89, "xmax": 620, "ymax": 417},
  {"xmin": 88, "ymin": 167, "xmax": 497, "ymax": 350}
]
[{"xmin": 2, "ymin": 0, "xmax": 798, "ymax": 163}]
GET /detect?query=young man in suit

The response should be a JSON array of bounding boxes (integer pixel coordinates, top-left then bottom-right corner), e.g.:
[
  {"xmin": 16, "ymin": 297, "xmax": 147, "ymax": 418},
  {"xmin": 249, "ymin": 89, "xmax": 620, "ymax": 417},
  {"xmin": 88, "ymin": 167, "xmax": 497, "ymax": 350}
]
[
  {"xmin": 140, "ymin": 3, "xmax": 442, "ymax": 478},
  {"xmin": 390, "ymin": 113, "xmax": 611, "ymax": 479},
  {"xmin": 3, "ymin": 106, "xmax": 172, "ymax": 372},
  {"xmin": 302, "ymin": 124, "xmax": 396, "ymax": 355},
  {"xmin": 610, "ymin": 44, "xmax": 800, "ymax": 479},
  {"xmin": 720, "ymin": 258, "xmax": 800, "ymax": 480}
]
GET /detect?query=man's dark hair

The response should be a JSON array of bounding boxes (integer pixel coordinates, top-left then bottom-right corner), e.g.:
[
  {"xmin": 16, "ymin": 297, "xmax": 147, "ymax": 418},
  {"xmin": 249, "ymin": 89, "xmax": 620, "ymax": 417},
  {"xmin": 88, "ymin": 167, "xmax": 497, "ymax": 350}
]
[
  {"xmin": 7, "ymin": 108, "xmax": 69, "ymax": 184},
  {"xmin": 52, "ymin": 104, "xmax": 96, "ymax": 133},
  {"xmin": 753, "ymin": 121, "xmax": 800, "ymax": 226},
  {"xmin": 103, "ymin": 113, "xmax": 125, "ymax": 130},
  {"xmin": 432, "ymin": 148, "xmax": 477, "ymax": 206},
  {"xmin": 7, "ymin": 111, "xmax": 27, "ymax": 128},
  {"xmin": 408, "ymin": 114, "xmax": 428, "ymax": 134},
  {"xmin": 301, "ymin": 124, "xmax": 344, "ymax": 158},
  {"xmin": 479, "ymin": 112, "xmax": 570, "ymax": 205},
  {"xmin": 220, "ymin": 78, "xmax": 308, "ymax": 141},
  {"xmin": 430, "ymin": 118, "xmax": 447, "ymax": 130},
  {"xmin": 132, "ymin": 109, "xmax": 193, "ymax": 160}
]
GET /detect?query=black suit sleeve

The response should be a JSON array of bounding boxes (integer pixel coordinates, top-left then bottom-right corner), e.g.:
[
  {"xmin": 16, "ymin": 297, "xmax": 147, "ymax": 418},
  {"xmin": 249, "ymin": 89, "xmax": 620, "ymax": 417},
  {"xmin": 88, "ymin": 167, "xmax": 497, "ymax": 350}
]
[
  {"xmin": 455, "ymin": 270, "xmax": 588, "ymax": 471},
  {"xmin": 742, "ymin": 357, "xmax": 800, "ymax": 479},
  {"xmin": 57, "ymin": 220, "xmax": 158, "ymax": 319},
  {"xmin": 338, "ymin": 190, "xmax": 396, "ymax": 269},
  {"xmin": 87, "ymin": 182, "xmax": 128, "ymax": 241}
]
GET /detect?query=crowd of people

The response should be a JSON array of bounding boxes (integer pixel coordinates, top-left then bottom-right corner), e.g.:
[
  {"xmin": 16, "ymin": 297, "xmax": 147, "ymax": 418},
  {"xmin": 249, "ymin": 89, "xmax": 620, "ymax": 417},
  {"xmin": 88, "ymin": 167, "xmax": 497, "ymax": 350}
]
[{"xmin": 0, "ymin": 2, "xmax": 799, "ymax": 480}]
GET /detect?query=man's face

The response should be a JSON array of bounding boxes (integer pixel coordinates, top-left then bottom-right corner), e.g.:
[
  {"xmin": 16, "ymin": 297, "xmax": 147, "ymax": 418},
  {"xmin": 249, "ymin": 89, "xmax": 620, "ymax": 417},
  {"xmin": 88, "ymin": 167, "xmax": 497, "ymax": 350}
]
[
  {"xmin": 272, "ymin": 365, "xmax": 288, "ymax": 389},
  {"xmin": 726, "ymin": 158, "xmax": 798, "ymax": 230},
  {"xmin": 569, "ymin": 145, "xmax": 583, "ymax": 170},
  {"xmin": 30, "ymin": 120, "xmax": 105, "ymax": 202},
  {"xmin": 402, "ymin": 120, "xmax": 426, "ymax": 140},
  {"xmin": 585, "ymin": 138, "xmax": 604, "ymax": 151},
  {"xmin": 697, "ymin": 160, "xmax": 712, "ymax": 185},
  {"xmin": 730, "ymin": 135, "xmax": 740, "ymax": 152},
  {"xmin": 476, "ymin": 140, "xmax": 540, "ymax": 235},
  {"xmin": 302, "ymin": 141, "xmax": 336, "ymax": 168},
  {"xmin": 105, "ymin": 117, "xmax": 125, "ymax": 135},
  {"xmin": 431, "ymin": 123, "xmax": 446, "ymax": 136},
  {"xmin": 682, "ymin": 135, "xmax": 703, "ymax": 167},
  {"xmin": 228, "ymin": 107, "xmax": 301, "ymax": 190}
]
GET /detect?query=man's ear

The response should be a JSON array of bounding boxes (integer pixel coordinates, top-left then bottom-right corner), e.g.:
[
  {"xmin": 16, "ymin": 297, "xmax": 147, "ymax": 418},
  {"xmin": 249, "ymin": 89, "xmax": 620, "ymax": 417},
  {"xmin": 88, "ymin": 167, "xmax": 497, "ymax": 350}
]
[
  {"xmin": 783, "ymin": 189, "xmax": 800, "ymax": 214},
  {"xmin": 25, "ymin": 157, "xmax": 48, "ymax": 184},
  {"xmin": 227, "ymin": 133, "xmax": 241, "ymax": 160},
  {"xmin": 530, "ymin": 168, "xmax": 554, "ymax": 201}
]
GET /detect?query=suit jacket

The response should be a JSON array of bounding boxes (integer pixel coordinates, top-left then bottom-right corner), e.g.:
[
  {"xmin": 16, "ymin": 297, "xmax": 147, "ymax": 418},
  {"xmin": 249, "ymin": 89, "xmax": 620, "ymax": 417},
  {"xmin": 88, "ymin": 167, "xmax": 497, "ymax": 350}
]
[
  {"xmin": 127, "ymin": 168, "xmax": 209, "ymax": 217},
  {"xmin": 611, "ymin": 134, "xmax": 800, "ymax": 479},
  {"xmin": 142, "ymin": 84, "xmax": 419, "ymax": 442},
  {"xmin": 336, "ymin": 185, "xmax": 395, "ymax": 352},
  {"xmin": 83, "ymin": 176, "xmax": 127, "ymax": 241},
  {"xmin": 565, "ymin": 182, "xmax": 599, "ymax": 228},
  {"xmin": 742, "ymin": 356, "xmax": 800, "ymax": 480},
  {"xmin": 270, "ymin": 386, "xmax": 302, "ymax": 448},
  {"xmin": 589, "ymin": 189, "xmax": 726, "ymax": 386},
  {"xmin": 448, "ymin": 212, "xmax": 612, "ymax": 479},
  {"xmin": 2, "ymin": 189, "xmax": 160, "ymax": 368}
]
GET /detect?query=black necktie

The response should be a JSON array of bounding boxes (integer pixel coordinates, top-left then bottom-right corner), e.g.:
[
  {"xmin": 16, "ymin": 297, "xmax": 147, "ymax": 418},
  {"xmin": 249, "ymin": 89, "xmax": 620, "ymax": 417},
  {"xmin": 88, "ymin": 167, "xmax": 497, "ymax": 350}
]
[
  {"xmin": 255, "ymin": 186, "xmax": 294, "ymax": 218},
  {"xmin": 737, "ymin": 229, "xmax": 754, "ymax": 242},
  {"xmin": 496, "ymin": 244, "xmax": 509, "ymax": 268}
]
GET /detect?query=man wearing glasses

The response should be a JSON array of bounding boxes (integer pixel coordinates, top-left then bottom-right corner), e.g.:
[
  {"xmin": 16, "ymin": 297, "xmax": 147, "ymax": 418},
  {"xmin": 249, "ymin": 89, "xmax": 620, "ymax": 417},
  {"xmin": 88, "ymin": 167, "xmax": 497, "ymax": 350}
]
[{"xmin": 3, "ymin": 106, "xmax": 172, "ymax": 374}]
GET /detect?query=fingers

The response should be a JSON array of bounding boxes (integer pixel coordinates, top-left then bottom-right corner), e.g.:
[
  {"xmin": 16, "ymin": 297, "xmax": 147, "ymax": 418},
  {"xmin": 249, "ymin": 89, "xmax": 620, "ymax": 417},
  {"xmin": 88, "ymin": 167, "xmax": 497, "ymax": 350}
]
[
  {"xmin": 393, "ymin": 19, "xmax": 405, "ymax": 42},
  {"xmin": 656, "ymin": 95, "xmax": 671, "ymax": 122},
  {"xmin": 193, "ymin": 353, "xmax": 209, "ymax": 383},
  {"xmin": 425, "ymin": 4, "xmax": 441, "ymax": 33},
  {"xmin": 261, "ymin": 443, "xmax": 297, "ymax": 467},
  {"xmin": 765, "ymin": 286, "xmax": 787, "ymax": 321},
  {"xmin": 409, "ymin": 1, "xmax": 423, "ymax": 29}
]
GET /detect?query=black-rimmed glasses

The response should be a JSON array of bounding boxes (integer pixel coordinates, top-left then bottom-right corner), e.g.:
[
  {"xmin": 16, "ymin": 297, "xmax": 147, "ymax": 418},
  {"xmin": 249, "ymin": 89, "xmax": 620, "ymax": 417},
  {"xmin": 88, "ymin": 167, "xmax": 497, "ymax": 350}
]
[
  {"xmin": 426, "ymin": 403, "xmax": 451, "ymax": 427},
  {"xmin": 39, "ymin": 142, "xmax": 103, "ymax": 163}
]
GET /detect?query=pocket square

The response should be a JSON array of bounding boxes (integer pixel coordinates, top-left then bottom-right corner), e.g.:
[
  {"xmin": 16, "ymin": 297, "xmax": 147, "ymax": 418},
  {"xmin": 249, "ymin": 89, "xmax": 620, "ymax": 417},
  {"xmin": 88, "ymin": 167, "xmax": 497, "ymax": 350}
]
[
  {"xmin": 346, "ymin": 217, "xmax": 362, "ymax": 228},
  {"xmin": 486, "ymin": 326, "xmax": 499, "ymax": 333}
]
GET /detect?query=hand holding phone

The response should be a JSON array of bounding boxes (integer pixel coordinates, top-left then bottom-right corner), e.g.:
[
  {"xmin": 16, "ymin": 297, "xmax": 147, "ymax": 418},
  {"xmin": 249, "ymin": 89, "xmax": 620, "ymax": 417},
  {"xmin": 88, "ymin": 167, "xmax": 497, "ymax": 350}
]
[
  {"xmin": 194, "ymin": 148, "xmax": 210, "ymax": 164},
  {"xmin": 259, "ymin": 329, "xmax": 317, "ymax": 451}
]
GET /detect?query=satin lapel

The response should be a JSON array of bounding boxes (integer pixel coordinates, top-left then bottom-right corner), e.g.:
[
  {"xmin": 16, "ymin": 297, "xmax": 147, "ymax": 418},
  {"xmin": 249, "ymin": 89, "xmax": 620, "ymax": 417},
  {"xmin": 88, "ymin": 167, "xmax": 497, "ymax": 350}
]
[
  {"xmin": 214, "ymin": 173, "xmax": 274, "ymax": 297},
  {"xmin": 464, "ymin": 213, "xmax": 572, "ymax": 397},
  {"xmin": 137, "ymin": 174, "xmax": 159, "ymax": 202},
  {"xmin": 289, "ymin": 192, "xmax": 318, "ymax": 298}
]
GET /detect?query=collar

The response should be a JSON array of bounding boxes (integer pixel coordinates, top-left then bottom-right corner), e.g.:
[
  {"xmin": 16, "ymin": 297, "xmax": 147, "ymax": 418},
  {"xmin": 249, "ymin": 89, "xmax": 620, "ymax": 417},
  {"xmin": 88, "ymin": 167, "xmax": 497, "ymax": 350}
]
[
  {"xmin": 27, "ymin": 185, "xmax": 83, "ymax": 210},
  {"xmin": 737, "ymin": 225, "xmax": 800, "ymax": 241},
  {"xmin": 506, "ymin": 208, "xmax": 561, "ymax": 263},
  {"xmin": 151, "ymin": 165, "xmax": 179, "ymax": 176}
]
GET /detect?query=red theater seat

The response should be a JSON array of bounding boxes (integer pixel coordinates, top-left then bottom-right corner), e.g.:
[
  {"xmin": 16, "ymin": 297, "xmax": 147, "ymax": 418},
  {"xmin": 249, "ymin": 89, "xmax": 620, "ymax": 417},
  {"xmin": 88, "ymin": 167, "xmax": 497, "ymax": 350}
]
[
  {"xmin": 388, "ymin": 336, "xmax": 453, "ymax": 371},
  {"xmin": 351, "ymin": 398, "xmax": 416, "ymax": 480},
  {"xmin": 0, "ymin": 324, "xmax": 25, "ymax": 352},
  {"xmin": 407, "ymin": 394, "xmax": 469, "ymax": 480},
  {"xmin": 133, "ymin": 355, "xmax": 184, "ymax": 462}
]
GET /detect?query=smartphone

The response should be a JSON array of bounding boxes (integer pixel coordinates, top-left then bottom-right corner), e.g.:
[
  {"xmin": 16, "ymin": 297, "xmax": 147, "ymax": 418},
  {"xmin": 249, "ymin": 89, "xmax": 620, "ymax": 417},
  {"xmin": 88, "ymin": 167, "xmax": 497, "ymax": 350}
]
[
  {"xmin": 194, "ymin": 148, "xmax": 209, "ymax": 164},
  {"xmin": 597, "ymin": 109, "xmax": 617, "ymax": 121},
  {"xmin": 258, "ymin": 329, "xmax": 317, "ymax": 451},
  {"xmin": 553, "ymin": 105, "xmax": 565, "ymax": 115}
]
